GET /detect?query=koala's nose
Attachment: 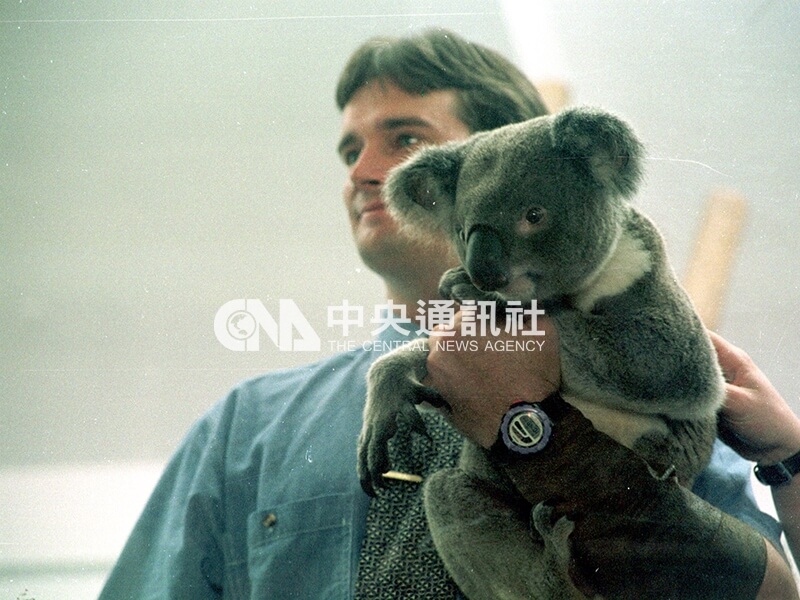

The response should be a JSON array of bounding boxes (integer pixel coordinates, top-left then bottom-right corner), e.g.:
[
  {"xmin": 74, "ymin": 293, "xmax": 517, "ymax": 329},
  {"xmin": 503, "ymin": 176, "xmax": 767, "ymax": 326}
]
[{"xmin": 465, "ymin": 226, "xmax": 509, "ymax": 292}]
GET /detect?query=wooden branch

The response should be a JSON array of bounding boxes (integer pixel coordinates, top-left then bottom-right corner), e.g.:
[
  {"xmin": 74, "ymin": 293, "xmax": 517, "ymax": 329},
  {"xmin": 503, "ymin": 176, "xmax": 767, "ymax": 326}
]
[
  {"xmin": 534, "ymin": 79, "xmax": 571, "ymax": 113},
  {"xmin": 682, "ymin": 188, "xmax": 748, "ymax": 330}
]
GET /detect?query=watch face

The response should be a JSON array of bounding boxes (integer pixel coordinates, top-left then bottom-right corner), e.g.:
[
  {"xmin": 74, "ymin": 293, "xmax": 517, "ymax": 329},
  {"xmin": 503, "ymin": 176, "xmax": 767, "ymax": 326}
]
[{"xmin": 501, "ymin": 404, "xmax": 552, "ymax": 455}]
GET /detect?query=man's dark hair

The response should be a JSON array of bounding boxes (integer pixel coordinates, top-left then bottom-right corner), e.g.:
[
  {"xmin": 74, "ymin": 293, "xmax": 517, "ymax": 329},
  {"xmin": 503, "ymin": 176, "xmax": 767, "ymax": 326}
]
[{"xmin": 336, "ymin": 29, "xmax": 549, "ymax": 133}]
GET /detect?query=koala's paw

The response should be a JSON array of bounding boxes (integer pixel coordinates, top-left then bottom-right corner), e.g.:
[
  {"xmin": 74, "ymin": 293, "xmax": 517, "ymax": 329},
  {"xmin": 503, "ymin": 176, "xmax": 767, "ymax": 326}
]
[
  {"xmin": 532, "ymin": 503, "xmax": 575, "ymax": 577},
  {"xmin": 439, "ymin": 266, "xmax": 495, "ymax": 303},
  {"xmin": 357, "ymin": 361, "xmax": 432, "ymax": 496}
]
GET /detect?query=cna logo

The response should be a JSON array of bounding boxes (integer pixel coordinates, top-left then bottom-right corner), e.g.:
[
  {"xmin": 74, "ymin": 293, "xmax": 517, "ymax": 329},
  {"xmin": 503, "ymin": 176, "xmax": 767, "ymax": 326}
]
[
  {"xmin": 216, "ymin": 298, "xmax": 548, "ymax": 353},
  {"xmin": 214, "ymin": 299, "xmax": 321, "ymax": 352}
]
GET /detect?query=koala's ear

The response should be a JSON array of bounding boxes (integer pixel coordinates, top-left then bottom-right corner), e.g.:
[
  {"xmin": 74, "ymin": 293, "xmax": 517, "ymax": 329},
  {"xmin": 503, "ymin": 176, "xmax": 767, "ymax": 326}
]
[
  {"xmin": 550, "ymin": 107, "xmax": 644, "ymax": 198},
  {"xmin": 383, "ymin": 140, "xmax": 469, "ymax": 232}
]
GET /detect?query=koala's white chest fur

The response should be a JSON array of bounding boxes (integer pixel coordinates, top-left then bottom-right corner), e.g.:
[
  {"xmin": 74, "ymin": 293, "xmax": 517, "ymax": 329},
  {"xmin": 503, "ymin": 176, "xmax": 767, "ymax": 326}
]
[
  {"xmin": 574, "ymin": 229, "xmax": 653, "ymax": 313},
  {"xmin": 557, "ymin": 229, "xmax": 668, "ymax": 449},
  {"xmin": 563, "ymin": 393, "xmax": 670, "ymax": 451}
]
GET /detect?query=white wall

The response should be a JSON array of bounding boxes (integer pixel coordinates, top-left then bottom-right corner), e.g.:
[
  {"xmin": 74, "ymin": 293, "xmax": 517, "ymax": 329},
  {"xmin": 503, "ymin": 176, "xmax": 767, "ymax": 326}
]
[
  {"xmin": 1, "ymin": 0, "xmax": 798, "ymax": 595},
  {"xmin": 0, "ymin": 464, "xmax": 161, "ymax": 599}
]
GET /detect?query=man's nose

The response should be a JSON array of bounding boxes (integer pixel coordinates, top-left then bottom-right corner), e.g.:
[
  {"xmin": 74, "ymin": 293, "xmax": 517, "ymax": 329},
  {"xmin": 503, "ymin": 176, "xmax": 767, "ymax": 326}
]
[{"xmin": 350, "ymin": 144, "xmax": 389, "ymax": 189}]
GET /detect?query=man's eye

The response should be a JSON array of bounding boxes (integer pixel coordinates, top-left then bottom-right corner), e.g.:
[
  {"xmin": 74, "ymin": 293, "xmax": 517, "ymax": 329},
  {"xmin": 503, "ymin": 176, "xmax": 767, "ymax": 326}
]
[
  {"xmin": 341, "ymin": 149, "xmax": 360, "ymax": 166},
  {"xmin": 397, "ymin": 134, "xmax": 421, "ymax": 148}
]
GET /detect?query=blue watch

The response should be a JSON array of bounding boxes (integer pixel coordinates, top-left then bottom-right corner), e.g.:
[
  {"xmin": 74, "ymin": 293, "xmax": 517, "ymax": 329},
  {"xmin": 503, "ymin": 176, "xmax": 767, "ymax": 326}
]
[
  {"xmin": 499, "ymin": 402, "xmax": 552, "ymax": 455},
  {"xmin": 493, "ymin": 391, "xmax": 566, "ymax": 456}
]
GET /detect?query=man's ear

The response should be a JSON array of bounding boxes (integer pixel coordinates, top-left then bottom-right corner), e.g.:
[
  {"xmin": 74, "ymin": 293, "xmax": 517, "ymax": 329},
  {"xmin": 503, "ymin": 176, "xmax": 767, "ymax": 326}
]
[
  {"xmin": 383, "ymin": 140, "xmax": 469, "ymax": 233},
  {"xmin": 550, "ymin": 106, "xmax": 644, "ymax": 198}
]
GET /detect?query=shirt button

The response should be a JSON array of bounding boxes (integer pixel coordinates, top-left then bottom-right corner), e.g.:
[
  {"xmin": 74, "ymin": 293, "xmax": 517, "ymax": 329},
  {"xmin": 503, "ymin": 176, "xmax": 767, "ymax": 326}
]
[{"xmin": 262, "ymin": 513, "xmax": 277, "ymax": 528}]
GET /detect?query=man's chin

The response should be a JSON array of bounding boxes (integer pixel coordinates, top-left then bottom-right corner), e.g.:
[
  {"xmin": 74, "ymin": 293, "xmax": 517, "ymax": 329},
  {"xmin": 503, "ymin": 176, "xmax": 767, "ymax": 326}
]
[
  {"xmin": 353, "ymin": 218, "xmax": 401, "ymax": 249},
  {"xmin": 356, "ymin": 231, "xmax": 412, "ymax": 268},
  {"xmin": 357, "ymin": 231, "xmax": 457, "ymax": 278}
]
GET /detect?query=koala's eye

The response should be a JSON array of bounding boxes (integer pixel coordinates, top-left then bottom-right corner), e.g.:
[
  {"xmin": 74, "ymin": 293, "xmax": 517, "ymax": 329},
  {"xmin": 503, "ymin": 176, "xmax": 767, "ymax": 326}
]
[{"xmin": 525, "ymin": 207, "xmax": 546, "ymax": 225}]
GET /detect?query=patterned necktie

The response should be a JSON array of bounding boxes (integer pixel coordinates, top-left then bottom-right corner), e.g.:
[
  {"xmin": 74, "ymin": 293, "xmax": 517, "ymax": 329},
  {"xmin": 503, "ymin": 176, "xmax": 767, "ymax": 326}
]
[{"xmin": 355, "ymin": 409, "xmax": 463, "ymax": 599}]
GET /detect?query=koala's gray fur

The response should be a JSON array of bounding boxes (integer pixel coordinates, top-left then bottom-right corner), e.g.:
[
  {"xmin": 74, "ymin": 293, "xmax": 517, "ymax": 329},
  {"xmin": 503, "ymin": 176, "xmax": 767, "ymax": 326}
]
[{"xmin": 357, "ymin": 107, "xmax": 724, "ymax": 599}]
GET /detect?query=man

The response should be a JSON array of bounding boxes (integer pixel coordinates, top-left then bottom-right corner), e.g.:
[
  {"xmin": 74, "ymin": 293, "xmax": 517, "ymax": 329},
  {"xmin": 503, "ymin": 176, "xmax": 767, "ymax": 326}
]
[{"xmin": 100, "ymin": 29, "xmax": 798, "ymax": 598}]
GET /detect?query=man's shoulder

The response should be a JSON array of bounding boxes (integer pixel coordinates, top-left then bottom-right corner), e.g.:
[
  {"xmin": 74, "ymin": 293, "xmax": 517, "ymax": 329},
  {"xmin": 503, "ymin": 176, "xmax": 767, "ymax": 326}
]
[
  {"xmin": 236, "ymin": 344, "xmax": 374, "ymax": 396},
  {"xmin": 202, "ymin": 345, "xmax": 376, "ymax": 431},
  {"xmin": 183, "ymin": 336, "xmax": 410, "ymax": 457}
]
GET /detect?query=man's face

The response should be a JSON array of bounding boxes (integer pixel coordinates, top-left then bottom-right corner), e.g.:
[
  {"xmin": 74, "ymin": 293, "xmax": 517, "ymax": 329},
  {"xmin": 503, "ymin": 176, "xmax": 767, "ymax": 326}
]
[{"xmin": 338, "ymin": 80, "xmax": 471, "ymax": 274}]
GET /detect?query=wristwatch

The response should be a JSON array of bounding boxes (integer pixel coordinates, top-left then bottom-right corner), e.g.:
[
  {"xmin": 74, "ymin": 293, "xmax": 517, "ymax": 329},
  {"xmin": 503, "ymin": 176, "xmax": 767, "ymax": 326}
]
[
  {"xmin": 754, "ymin": 448, "xmax": 800, "ymax": 486},
  {"xmin": 492, "ymin": 391, "xmax": 568, "ymax": 456}
]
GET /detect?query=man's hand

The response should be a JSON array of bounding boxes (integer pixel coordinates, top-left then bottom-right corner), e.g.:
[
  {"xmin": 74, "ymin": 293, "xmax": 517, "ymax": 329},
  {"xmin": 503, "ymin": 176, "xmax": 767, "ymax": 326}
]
[
  {"xmin": 421, "ymin": 311, "xmax": 561, "ymax": 448},
  {"xmin": 711, "ymin": 330, "xmax": 800, "ymax": 465}
]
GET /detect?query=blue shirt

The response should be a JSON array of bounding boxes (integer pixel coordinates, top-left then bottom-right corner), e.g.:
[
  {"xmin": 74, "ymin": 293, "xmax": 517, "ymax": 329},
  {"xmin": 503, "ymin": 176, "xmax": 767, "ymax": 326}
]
[{"xmin": 99, "ymin": 327, "xmax": 782, "ymax": 599}]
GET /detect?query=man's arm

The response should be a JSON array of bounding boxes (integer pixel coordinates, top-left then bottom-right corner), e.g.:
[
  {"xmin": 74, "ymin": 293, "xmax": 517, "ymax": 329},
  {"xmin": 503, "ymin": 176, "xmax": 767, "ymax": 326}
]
[
  {"xmin": 99, "ymin": 405, "xmax": 227, "ymax": 599},
  {"xmin": 711, "ymin": 330, "xmax": 800, "ymax": 564},
  {"xmin": 424, "ymin": 314, "xmax": 798, "ymax": 599}
]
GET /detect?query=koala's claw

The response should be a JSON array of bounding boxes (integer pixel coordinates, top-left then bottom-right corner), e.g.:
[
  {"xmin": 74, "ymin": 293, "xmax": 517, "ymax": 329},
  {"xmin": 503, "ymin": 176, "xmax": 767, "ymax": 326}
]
[
  {"xmin": 413, "ymin": 384, "xmax": 446, "ymax": 408},
  {"xmin": 438, "ymin": 267, "xmax": 476, "ymax": 301},
  {"xmin": 357, "ymin": 423, "xmax": 391, "ymax": 497},
  {"xmin": 357, "ymin": 393, "xmax": 429, "ymax": 496},
  {"xmin": 439, "ymin": 266, "xmax": 499, "ymax": 304},
  {"xmin": 532, "ymin": 502, "xmax": 575, "ymax": 572}
]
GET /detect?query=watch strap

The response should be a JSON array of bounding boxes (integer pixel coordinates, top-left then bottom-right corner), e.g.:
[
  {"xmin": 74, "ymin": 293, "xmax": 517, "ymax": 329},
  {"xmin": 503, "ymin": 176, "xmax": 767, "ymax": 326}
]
[
  {"xmin": 535, "ymin": 390, "xmax": 571, "ymax": 422},
  {"xmin": 754, "ymin": 447, "xmax": 800, "ymax": 486}
]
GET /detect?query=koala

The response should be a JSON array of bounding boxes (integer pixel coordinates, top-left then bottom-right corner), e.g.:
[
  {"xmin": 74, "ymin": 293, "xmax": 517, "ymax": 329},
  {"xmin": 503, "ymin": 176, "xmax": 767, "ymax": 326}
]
[{"xmin": 356, "ymin": 107, "xmax": 725, "ymax": 599}]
